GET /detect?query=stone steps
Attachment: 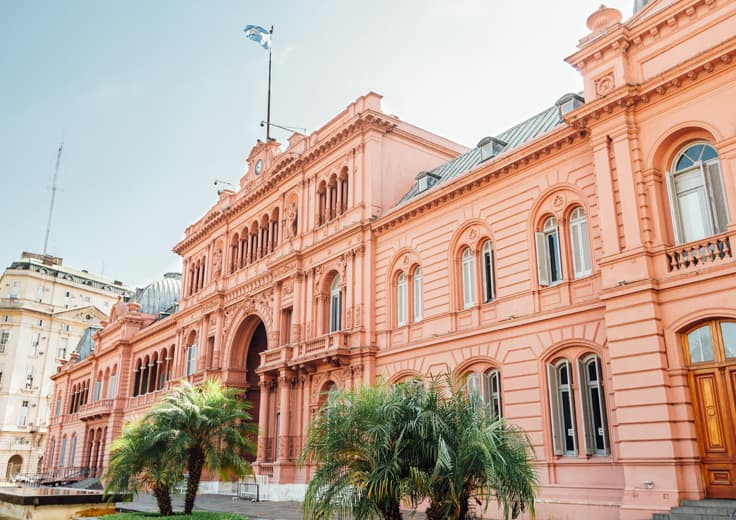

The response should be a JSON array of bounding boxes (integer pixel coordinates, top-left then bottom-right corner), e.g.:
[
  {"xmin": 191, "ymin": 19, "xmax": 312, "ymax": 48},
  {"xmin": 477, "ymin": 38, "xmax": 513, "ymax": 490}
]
[{"xmin": 655, "ymin": 499, "xmax": 736, "ymax": 520}]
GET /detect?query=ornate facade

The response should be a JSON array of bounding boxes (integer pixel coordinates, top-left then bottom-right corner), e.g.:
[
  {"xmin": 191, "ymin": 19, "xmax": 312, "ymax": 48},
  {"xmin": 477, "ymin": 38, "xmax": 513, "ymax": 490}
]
[{"xmin": 45, "ymin": 1, "xmax": 736, "ymax": 517}]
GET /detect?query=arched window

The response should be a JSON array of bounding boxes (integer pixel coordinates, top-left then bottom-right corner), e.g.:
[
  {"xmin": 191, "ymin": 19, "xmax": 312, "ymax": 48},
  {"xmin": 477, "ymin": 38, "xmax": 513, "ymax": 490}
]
[
  {"xmin": 481, "ymin": 240, "xmax": 495, "ymax": 303},
  {"xmin": 239, "ymin": 228, "xmax": 248, "ymax": 268},
  {"xmin": 461, "ymin": 248, "xmax": 475, "ymax": 308},
  {"xmin": 668, "ymin": 142, "xmax": 728, "ymax": 244},
  {"xmin": 317, "ymin": 181, "xmax": 327, "ymax": 226},
  {"xmin": 271, "ymin": 208, "xmax": 279, "ymax": 252},
  {"xmin": 339, "ymin": 169, "xmax": 349, "ymax": 214},
  {"xmin": 396, "ymin": 272, "xmax": 407, "ymax": 327},
  {"xmin": 329, "ymin": 276, "xmax": 342, "ymax": 333},
  {"xmin": 230, "ymin": 233, "xmax": 239, "ymax": 274},
  {"xmin": 412, "ymin": 267, "xmax": 423, "ymax": 323},
  {"xmin": 569, "ymin": 207, "xmax": 592, "ymax": 279},
  {"xmin": 684, "ymin": 319, "xmax": 736, "ymax": 364},
  {"xmin": 186, "ymin": 343, "xmax": 197, "ymax": 376},
  {"xmin": 59, "ymin": 436, "xmax": 68, "ymax": 467},
  {"xmin": 466, "ymin": 369, "xmax": 502, "ymax": 419},
  {"xmin": 547, "ymin": 354, "xmax": 610, "ymax": 456},
  {"xmin": 536, "ymin": 217, "xmax": 562, "ymax": 286},
  {"xmin": 328, "ymin": 175, "xmax": 338, "ymax": 220},
  {"xmin": 109, "ymin": 365, "xmax": 117, "ymax": 399}
]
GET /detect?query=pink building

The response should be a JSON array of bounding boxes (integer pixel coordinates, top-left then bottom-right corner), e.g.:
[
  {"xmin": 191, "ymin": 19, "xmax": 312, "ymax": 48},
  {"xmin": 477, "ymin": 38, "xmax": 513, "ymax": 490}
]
[{"xmin": 46, "ymin": 1, "xmax": 736, "ymax": 517}]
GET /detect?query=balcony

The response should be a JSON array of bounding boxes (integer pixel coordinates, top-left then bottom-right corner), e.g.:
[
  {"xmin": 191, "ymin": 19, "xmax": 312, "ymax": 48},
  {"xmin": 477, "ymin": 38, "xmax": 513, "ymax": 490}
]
[
  {"xmin": 78, "ymin": 399, "xmax": 114, "ymax": 421},
  {"xmin": 258, "ymin": 345, "xmax": 293, "ymax": 371},
  {"xmin": 665, "ymin": 232, "xmax": 733, "ymax": 272},
  {"xmin": 290, "ymin": 332, "xmax": 350, "ymax": 368}
]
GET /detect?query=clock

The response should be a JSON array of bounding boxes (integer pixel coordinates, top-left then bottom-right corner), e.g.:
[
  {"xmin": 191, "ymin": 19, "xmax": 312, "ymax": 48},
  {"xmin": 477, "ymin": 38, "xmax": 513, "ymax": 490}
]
[{"xmin": 255, "ymin": 159, "xmax": 264, "ymax": 175}]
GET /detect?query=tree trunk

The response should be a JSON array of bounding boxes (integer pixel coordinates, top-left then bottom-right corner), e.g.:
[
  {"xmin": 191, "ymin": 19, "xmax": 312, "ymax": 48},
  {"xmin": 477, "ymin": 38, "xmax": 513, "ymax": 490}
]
[
  {"xmin": 184, "ymin": 445, "xmax": 205, "ymax": 514},
  {"xmin": 425, "ymin": 501, "xmax": 445, "ymax": 520},
  {"xmin": 152, "ymin": 483, "xmax": 173, "ymax": 516},
  {"xmin": 380, "ymin": 501, "xmax": 403, "ymax": 520}
]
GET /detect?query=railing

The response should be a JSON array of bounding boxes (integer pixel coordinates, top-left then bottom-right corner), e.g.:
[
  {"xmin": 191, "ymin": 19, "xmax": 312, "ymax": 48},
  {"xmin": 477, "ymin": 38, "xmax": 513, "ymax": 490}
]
[
  {"xmin": 16, "ymin": 466, "xmax": 90, "ymax": 486},
  {"xmin": 293, "ymin": 333, "xmax": 349, "ymax": 360},
  {"xmin": 666, "ymin": 233, "xmax": 732, "ymax": 272},
  {"xmin": 78, "ymin": 399, "xmax": 114, "ymax": 420}
]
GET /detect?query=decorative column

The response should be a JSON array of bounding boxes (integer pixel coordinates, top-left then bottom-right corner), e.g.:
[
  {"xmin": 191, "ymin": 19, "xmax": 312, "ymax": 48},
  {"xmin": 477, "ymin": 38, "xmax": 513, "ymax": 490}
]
[
  {"xmin": 277, "ymin": 369, "xmax": 293, "ymax": 463},
  {"xmin": 255, "ymin": 375, "xmax": 272, "ymax": 464},
  {"xmin": 272, "ymin": 282, "xmax": 282, "ymax": 347}
]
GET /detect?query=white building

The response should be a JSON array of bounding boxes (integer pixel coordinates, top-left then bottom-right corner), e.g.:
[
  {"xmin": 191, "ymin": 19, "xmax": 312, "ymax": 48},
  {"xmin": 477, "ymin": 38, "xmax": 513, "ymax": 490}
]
[{"xmin": 0, "ymin": 252, "xmax": 130, "ymax": 481}]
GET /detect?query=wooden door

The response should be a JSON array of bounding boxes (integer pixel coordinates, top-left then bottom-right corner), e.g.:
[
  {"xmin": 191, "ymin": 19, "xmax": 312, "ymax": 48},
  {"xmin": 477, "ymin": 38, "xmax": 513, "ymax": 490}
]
[{"xmin": 685, "ymin": 320, "xmax": 736, "ymax": 499}]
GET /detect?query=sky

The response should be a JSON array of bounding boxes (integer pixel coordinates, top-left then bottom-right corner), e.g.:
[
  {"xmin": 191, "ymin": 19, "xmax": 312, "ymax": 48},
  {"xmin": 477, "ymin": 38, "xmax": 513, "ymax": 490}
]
[{"xmin": 1, "ymin": 0, "xmax": 634, "ymax": 289}]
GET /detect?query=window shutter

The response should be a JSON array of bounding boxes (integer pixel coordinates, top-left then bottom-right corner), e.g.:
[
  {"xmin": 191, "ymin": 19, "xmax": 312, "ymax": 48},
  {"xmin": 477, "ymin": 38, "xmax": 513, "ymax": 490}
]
[
  {"xmin": 547, "ymin": 364, "xmax": 563, "ymax": 455},
  {"xmin": 577, "ymin": 359, "xmax": 595, "ymax": 456},
  {"xmin": 665, "ymin": 172, "xmax": 682, "ymax": 243},
  {"xmin": 536, "ymin": 232, "xmax": 549, "ymax": 286},
  {"xmin": 488, "ymin": 247, "xmax": 496, "ymax": 300},
  {"xmin": 704, "ymin": 161, "xmax": 729, "ymax": 234}
]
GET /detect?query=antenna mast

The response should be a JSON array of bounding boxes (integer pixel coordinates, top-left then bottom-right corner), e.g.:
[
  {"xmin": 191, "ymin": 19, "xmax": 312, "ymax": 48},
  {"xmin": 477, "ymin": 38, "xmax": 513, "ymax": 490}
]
[{"xmin": 43, "ymin": 143, "xmax": 63, "ymax": 255}]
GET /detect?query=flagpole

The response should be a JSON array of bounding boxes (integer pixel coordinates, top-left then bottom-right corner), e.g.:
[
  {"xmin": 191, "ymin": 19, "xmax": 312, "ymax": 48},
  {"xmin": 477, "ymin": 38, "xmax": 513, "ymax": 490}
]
[{"xmin": 266, "ymin": 25, "xmax": 273, "ymax": 141}]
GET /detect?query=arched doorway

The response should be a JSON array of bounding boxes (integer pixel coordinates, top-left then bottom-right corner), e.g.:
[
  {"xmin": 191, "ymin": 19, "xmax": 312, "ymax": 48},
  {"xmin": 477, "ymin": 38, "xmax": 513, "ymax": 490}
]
[
  {"xmin": 683, "ymin": 319, "xmax": 736, "ymax": 498},
  {"xmin": 6, "ymin": 455, "xmax": 22, "ymax": 481},
  {"xmin": 230, "ymin": 316, "xmax": 268, "ymax": 461}
]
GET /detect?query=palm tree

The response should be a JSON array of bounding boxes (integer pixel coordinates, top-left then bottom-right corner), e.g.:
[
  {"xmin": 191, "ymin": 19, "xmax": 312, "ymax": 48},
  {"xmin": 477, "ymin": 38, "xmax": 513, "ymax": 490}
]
[
  {"xmin": 300, "ymin": 382, "xmax": 427, "ymax": 520},
  {"xmin": 103, "ymin": 418, "xmax": 184, "ymax": 516},
  {"xmin": 418, "ymin": 375, "xmax": 537, "ymax": 520},
  {"xmin": 150, "ymin": 379, "xmax": 256, "ymax": 514}
]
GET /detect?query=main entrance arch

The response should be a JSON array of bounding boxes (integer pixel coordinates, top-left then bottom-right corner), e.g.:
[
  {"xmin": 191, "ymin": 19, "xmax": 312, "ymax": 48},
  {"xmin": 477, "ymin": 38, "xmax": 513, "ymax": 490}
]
[{"xmin": 228, "ymin": 315, "xmax": 268, "ymax": 460}]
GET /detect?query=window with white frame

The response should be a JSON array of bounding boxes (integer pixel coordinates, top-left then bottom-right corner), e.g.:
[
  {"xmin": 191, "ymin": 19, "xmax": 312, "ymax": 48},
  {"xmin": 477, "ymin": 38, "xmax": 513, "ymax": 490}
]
[
  {"xmin": 569, "ymin": 207, "xmax": 592, "ymax": 279},
  {"xmin": 54, "ymin": 396, "xmax": 61, "ymax": 417},
  {"xmin": 461, "ymin": 248, "xmax": 476, "ymax": 309},
  {"xmin": 466, "ymin": 369, "xmax": 503, "ymax": 419},
  {"xmin": 24, "ymin": 367, "xmax": 34, "ymax": 389},
  {"xmin": 481, "ymin": 240, "xmax": 496, "ymax": 303},
  {"xmin": 93, "ymin": 380, "xmax": 101, "ymax": 401},
  {"xmin": 69, "ymin": 435, "xmax": 77, "ymax": 467},
  {"xmin": 31, "ymin": 332, "xmax": 40, "ymax": 356},
  {"xmin": 396, "ymin": 272, "xmax": 407, "ymax": 326},
  {"xmin": 59, "ymin": 436, "xmax": 67, "ymax": 467},
  {"xmin": 667, "ymin": 142, "xmax": 728, "ymax": 244},
  {"xmin": 18, "ymin": 400, "xmax": 29, "ymax": 427},
  {"xmin": 547, "ymin": 354, "xmax": 610, "ymax": 457},
  {"xmin": 186, "ymin": 344, "xmax": 197, "ymax": 376},
  {"xmin": 10, "ymin": 281, "xmax": 19, "ymax": 299},
  {"xmin": 413, "ymin": 267, "xmax": 423, "ymax": 323},
  {"xmin": 329, "ymin": 276, "xmax": 342, "ymax": 333},
  {"xmin": 109, "ymin": 373, "xmax": 117, "ymax": 398},
  {"xmin": 0, "ymin": 330, "xmax": 9, "ymax": 353},
  {"xmin": 536, "ymin": 217, "xmax": 562, "ymax": 286},
  {"xmin": 57, "ymin": 338, "xmax": 67, "ymax": 359}
]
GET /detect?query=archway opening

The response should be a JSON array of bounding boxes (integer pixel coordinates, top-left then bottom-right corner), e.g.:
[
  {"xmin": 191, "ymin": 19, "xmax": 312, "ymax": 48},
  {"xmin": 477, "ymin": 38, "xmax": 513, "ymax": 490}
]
[
  {"xmin": 6, "ymin": 454, "xmax": 22, "ymax": 481},
  {"xmin": 231, "ymin": 317, "xmax": 268, "ymax": 462}
]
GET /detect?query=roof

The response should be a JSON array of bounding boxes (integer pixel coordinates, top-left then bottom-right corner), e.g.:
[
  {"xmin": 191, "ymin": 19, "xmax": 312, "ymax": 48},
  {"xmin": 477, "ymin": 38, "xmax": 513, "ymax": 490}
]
[
  {"xmin": 75, "ymin": 326, "xmax": 101, "ymax": 362},
  {"xmin": 136, "ymin": 272, "xmax": 181, "ymax": 316},
  {"xmin": 398, "ymin": 104, "xmax": 563, "ymax": 204}
]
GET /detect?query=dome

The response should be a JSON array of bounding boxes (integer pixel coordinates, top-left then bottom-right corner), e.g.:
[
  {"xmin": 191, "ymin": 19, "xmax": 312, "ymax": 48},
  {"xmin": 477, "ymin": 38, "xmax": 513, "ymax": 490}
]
[{"xmin": 137, "ymin": 272, "xmax": 182, "ymax": 315}]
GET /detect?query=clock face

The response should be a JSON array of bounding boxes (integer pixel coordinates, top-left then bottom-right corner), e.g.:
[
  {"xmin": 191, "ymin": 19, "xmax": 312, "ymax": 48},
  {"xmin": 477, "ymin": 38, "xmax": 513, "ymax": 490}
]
[{"xmin": 255, "ymin": 159, "xmax": 264, "ymax": 175}]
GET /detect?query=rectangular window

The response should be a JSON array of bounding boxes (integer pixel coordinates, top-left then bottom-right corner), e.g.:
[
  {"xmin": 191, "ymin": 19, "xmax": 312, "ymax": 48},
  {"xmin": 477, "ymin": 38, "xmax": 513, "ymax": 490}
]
[
  {"xmin": 547, "ymin": 361, "xmax": 577, "ymax": 456},
  {"xmin": 186, "ymin": 345, "xmax": 197, "ymax": 376},
  {"xmin": 413, "ymin": 269, "xmax": 423, "ymax": 323},
  {"xmin": 18, "ymin": 400, "xmax": 29, "ymax": 426},
  {"xmin": 10, "ymin": 281, "xmax": 19, "ymax": 299},
  {"xmin": 31, "ymin": 332, "xmax": 40, "ymax": 356},
  {"xmin": 570, "ymin": 210, "xmax": 592, "ymax": 279},
  {"xmin": 281, "ymin": 308, "xmax": 293, "ymax": 345},
  {"xmin": 397, "ymin": 274, "xmax": 407, "ymax": 327},
  {"xmin": 578, "ymin": 357, "xmax": 609, "ymax": 455},
  {"xmin": 57, "ymin": 338, "xmax": 68, "ymax": 359},
  {"xmin": 109, "ymin": 374, "xmax": 117, "ymax": 398},
  {"xmin": 482, "ymin": 242, "xmax": 495, "ymax": 303},
  {"xmin": 0, "ymin": 330, "xmax": 9, "ymax": 353},
  {"xmin": 60, "ymin": 323, "xmax": 70, "ymax": 332},
  {"xmin": 461, "ymin": 250, "xmax": 475, "ymax": 309},
  {"xmin": 24, "ymin": 367, "xmax": 34, "ymax": 389},
  {"xmin": 69, "ymin": 436, "xmax": 77, "ymax": 467},
  {"xmin": 59, "ymin": 437, "xmax": 67, "ymax": 467},
  {"xmin": 55, "ymin": 398, "xmax": 61, "ymax": 417},
  {"xmin": 93, "ymin": 381, "xmax": 101, "ymax": 401}
]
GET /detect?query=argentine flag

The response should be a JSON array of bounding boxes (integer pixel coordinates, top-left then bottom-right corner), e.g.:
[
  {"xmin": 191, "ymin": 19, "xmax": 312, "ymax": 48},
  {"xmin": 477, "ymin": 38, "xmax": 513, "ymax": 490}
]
[{"xmin": 244, "ymin": 25, "xmax": 271, "ymax": 50}]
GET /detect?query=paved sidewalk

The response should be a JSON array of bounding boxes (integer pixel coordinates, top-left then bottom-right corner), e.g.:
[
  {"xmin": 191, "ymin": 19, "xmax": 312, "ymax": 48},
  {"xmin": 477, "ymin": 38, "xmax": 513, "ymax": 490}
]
[{"xmin": 118, "ymin": 493, "xmax": 428, "ymax": 519}]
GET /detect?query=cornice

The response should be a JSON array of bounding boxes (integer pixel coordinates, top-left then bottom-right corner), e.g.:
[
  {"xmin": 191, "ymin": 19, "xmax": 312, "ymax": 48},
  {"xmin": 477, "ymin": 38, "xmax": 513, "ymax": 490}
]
[
  {"xmin": 567, "ymin": 0, "xmax": 718, "ymax": 71},
  {"xmin": 566, "ymin": 36, "xmax": 736, "ymax": 131}
]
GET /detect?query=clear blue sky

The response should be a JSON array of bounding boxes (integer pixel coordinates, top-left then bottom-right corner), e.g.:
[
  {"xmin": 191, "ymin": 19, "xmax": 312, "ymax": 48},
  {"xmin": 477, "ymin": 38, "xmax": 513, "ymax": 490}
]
[{"xmin": 0, "ymin": 0, "xmax": 632, "ymax": 289}]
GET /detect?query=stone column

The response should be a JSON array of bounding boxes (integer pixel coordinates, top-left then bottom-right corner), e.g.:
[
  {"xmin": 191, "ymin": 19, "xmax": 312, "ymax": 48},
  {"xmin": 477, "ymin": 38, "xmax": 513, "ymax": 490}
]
[
  {"xmin": 277, "ymin": 369, "xmax": 293, "ymax": 463},
  {"xmin": 255, "ymin": 375, "xmax": 272, "ymax": 464}
]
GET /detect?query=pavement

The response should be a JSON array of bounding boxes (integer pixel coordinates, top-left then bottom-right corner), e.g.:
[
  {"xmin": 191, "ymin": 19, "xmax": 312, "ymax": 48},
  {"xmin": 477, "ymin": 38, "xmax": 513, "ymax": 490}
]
[{"xmin": 118, "ymin": 493, "xmax": 429, "ymax": 519}]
